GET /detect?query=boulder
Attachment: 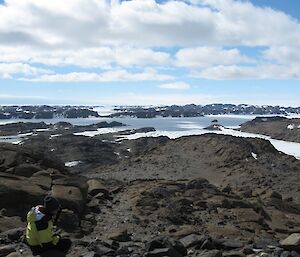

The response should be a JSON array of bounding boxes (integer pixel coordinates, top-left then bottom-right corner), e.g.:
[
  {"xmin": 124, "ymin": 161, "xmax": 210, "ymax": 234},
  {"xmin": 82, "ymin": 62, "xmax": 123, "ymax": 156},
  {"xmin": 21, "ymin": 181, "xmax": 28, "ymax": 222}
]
[
  {"xmin": 179, "ymin": 234, "xmax": 205, "ymax": 248},
  {"xmin": 80, "ymin": 220, "xmax": 94, "ymax": 235},
  {"xmin": 0, "ymin": 175, "xmax": 46, "ymax": 211},
  {"xmin": 222, "ymin": 250, "xmax": 245, "ymax": 257},
  {"xmin": 13, "ymin": 164, "xmax": 41, "ymax": 177},
  {"xmin": 213, "ymin": 239, "xmax": 244, "ymax": 250},
  {"xmin": 146, "ymin": 236, "xmax": 187, "ymax": 256},
  {"xmin": 94, "ymin": 242, "xmax": 115, "ymax": 256},
  {"xmin": 0, "ymin": 245, "xmax": 15, "ymax": 257},
  {"xmin": 230, "ymin": 208, "xmax": 263, "ymax": 223},
  {"xmin": 0, "ymin": 216, "xmax": 24, "ymax": 233},
  {"xmin": 57, "ymin": 209, "xmax": 79, "ymax": 233},
  {"xmin": 86, "ymin": 199, "xmax": 101, "ymax": 214},
  {"xmin": 145, "ymin": 248, "xmax": 183, "ymax": 257},
  {"xmin": 280, "ymin": 234, "xmax": 300, "ymax": 252},
  {"xmin": 186, "ymin": 178, "xmax": 210, "ymax": 190},
  {"xmin": 87, "ymin": 179, "xmax": 109, "ymax": 197},
  {"xmin": 265, "ymin": 190, "xmax": 283, "ymax": 200},
  {"xmin": 108, "ymin": 228, "xmax": 131, "ymax": 242},
  {"xmin": 197, "ymin": 250, "xmax": 222, "ymax": 257},
  {"xmin": 52, "ymin": 177, "xmax": 88, "ymax": 198},
  {"xmin": 0, "ymin": 147, "xmax": 18, "ymax": 170},
  {"xmin": 29, "ymin": 174, "xmax": 52, "ymax": 191},
  {"xmin": 0, "ymin": 228, "xmax": 24, "ymax": 244},
  {"xmin": 51, "ymin": 185, "xmax": 85, "ymax": 214}
]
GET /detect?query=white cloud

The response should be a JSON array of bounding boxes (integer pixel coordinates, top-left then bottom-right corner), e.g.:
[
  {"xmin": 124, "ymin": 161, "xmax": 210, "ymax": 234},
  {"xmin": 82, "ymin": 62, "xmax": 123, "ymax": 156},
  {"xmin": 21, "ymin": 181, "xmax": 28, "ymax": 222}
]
[
  {"xmin": 0, "ymin": 46, "xmax": 171, "ymax": 68},
  {"xmin": 176, "ymin": 47, "xmax": 253, "ymax": 68},
  {"xmin": 25, "ymin": 68, "xmax": 174, "ymax": 82},
  {"xmin": 159, "ymin": 81, "xmax": 191, "ymax": 90},
  {"xmin": 0, "ymin": 62, "xmax": 51, "ymax": 78},
  {"xmin": 0, "ymin": 94, "xmax": 49, "ymax": 100},
  {"xmin": 0, "ymin": 0, "xmax": 299, "ymax": 49},
  {"xmin": 0, "ymin": 0, "xmax": 300, "ymax": 81},
  {"xmin": 263, "ymin": 46, "xmax": 300, "ymax": 65},
  {"xmin": 193, "ymin": 64, "xmax": 300, "ymax": 80}
]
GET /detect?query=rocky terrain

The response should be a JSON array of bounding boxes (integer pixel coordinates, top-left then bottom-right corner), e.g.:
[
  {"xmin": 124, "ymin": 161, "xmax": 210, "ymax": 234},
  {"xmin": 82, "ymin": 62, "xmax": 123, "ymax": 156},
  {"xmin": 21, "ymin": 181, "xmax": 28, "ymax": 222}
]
[
  {"xmin": 0, "ymin": 106, "xmax": 99, "ymax": 119},
  {"xmin": 239, "ymin": 117, "xmax": 300, "ymax": 143},
  {"xmin": 0, "ymin": 122, "xmax": 299, "ymax": 257}
]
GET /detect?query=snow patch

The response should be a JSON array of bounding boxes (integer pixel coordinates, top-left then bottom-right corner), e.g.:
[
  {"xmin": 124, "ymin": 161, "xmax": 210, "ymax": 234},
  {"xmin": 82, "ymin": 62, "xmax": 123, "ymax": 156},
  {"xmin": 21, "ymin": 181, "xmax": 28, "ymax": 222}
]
[
  {"xmin": 93, "ymin": 106, "xmax": 118, "ymax": 116},
  {"xmin": 65, "ymin": 161, "xmax": 81, "ymax": 167},
  {"xmin": 12, "ymin": 140, "xmax": 22, "ymax": 145},
  {"xmin": 74, "ymin": 127, "xmax": 128, "ymax": 137},
  {"xmin": 287, "ymin": 124, "xmax": 295, "ymax": 130},
  {"xmin": 251, "ymin": 152, "xmax": 258, "ymax": 160},
  {"xmin": 49, "ymin": 134, "xmax": 62, "ymax": 139}
]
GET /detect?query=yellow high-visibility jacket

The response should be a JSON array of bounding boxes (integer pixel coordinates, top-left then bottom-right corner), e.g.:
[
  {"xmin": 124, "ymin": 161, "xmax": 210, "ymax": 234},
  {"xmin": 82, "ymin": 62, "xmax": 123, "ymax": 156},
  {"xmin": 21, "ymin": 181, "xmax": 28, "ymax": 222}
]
[{"xmin": 26, "ymin": 206, "xmax": 59, "ymax": 247}]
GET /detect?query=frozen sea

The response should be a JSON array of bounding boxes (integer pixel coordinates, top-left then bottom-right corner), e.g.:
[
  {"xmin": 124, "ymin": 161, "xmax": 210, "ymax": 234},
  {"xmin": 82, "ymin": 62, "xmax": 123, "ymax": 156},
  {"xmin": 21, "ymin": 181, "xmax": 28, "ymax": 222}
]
[{"xmin": 0, "ymin": 115, "xmax": 252, "ymax": 131}]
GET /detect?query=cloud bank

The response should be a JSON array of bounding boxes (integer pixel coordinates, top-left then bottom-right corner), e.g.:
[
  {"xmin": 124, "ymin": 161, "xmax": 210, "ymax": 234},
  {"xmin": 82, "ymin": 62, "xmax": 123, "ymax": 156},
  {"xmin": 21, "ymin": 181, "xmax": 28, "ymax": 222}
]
[{"xmin": 0, "ymin": 0, "xmax": 299, "ymax": 81}]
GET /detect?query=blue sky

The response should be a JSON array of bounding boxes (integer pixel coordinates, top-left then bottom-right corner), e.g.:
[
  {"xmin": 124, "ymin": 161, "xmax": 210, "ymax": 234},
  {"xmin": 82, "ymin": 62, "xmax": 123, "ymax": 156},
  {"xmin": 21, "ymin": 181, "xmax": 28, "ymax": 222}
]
[{"xmin": 0, "ymin": 0, "xmax": 299, "ymax": 106}]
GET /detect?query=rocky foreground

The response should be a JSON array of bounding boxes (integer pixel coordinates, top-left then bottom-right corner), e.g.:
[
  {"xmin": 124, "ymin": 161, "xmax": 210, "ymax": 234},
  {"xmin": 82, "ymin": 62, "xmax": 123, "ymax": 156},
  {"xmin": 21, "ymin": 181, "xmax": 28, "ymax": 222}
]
[{"xmin": 0, "ymin": 121, "xmax": 299, "ymax": 256}]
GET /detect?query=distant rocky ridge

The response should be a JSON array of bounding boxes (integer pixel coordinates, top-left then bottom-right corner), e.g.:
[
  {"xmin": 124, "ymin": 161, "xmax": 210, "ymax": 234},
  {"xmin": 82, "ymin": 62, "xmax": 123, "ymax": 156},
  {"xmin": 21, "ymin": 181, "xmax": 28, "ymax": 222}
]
[
  {"xmin": 108, "ymin": 104, "xmax": 300, "ymax": 118},
  {"xmin": 1, "ymin": 104, "xmax": 300, "ymax": 120},
  {"xmin": 0, "ymin": 105, "xmax": 99, "ymax": 119}
]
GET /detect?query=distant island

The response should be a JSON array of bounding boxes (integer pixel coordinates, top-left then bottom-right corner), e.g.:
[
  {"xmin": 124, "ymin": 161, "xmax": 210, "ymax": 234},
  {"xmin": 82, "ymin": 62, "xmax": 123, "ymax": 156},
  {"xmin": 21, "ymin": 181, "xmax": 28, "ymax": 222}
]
[
  {"xmin": 0, "ymin": 104, "xmax": 299, "ymax": 119},
  {"xmin": 0, "ymin": 105, "xmax": 99, "ymax": 119}
]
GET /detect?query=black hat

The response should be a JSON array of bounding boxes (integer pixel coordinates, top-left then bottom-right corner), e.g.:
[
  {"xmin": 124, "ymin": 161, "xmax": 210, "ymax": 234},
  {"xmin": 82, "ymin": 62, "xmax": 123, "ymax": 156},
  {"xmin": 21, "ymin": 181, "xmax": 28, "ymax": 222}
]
[{"xmin": 44, "ymin": 196, "xmax": 60, "ymax": 213}]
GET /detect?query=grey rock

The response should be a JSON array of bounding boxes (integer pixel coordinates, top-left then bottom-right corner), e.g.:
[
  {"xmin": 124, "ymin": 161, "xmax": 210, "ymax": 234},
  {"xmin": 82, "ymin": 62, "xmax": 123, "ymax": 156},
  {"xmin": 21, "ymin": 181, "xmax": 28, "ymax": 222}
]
[
  {"xmin": 213, "ymin": 239, "xmax": 244, "ymax": 250},
  {"xmin": 0, "ymin": 245, "xmax": 15, "ymax": 257},
  {"xmin": 222, "ymin": 250, "xmax": 245, "ymax": 257},
  {"xmin": 197, "ymin": 250, "xmax": 223, "ymax": 257},
  {"xmin": 179, "ymin": 234, "xmax": 205, "ymax": 248},
  {"xmin": 108, "ymin": 228, "xmax": 131, "ymax": 242},
  {"xmin": 94, "ymin": 244, "xmax": 114, "ymax": 256},
  {"xmin": 146, "ymin": 237, "xmax": 187, "ymax": 256},
  {"xmin": 13, "ymin": 164, "xmax": 41, "ymax": 177},
  {"xmin": 57, "ymin": 209, "xmax": 79, "ymax": 233},
  {"xmin": 280, "ymin": 234, "xmax": 300, "ymax": 252},
  {"xmin": 144, "ymin": 247, "xmax": 183, "ymax": 257}
]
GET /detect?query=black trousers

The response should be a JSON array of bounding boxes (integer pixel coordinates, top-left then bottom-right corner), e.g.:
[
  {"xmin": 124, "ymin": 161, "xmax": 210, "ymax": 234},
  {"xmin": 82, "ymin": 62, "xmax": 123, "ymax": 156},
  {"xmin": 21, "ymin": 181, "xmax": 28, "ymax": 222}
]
[{"xmin": 29, "ymin": 238, "xmax": 72, "ymax": 256}]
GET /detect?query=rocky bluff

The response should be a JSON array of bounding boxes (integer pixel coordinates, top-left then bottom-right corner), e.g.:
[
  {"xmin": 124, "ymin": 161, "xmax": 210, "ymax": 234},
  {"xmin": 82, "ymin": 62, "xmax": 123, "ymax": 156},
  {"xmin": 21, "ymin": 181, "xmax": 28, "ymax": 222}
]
[{"xmin": 240, "ymin": 117, "xmax": 300, "ymax": 143}]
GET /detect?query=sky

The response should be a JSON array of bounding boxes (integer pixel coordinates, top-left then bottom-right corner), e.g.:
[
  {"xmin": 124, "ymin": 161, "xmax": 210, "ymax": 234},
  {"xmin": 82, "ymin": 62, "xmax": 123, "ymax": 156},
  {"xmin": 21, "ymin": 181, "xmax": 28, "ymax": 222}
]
[{"xmin": 0, "ymin": 0, "xmax": 300, "ymax": 106}]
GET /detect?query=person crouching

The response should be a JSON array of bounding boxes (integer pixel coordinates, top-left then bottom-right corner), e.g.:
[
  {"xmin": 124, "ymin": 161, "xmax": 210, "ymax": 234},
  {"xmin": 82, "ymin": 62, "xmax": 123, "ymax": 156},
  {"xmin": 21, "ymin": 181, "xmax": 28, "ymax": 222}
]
[{"xmin": 26, "ymin": 196, "xmax": 72, "ymax": 256}]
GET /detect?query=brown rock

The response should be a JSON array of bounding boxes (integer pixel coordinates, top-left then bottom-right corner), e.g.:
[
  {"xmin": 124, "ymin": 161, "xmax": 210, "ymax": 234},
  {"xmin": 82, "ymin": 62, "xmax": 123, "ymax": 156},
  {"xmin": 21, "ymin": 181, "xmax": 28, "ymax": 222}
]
[
  {"xmin": 87, "ymin": 179, "xmax": 109, "ymax": 197},
  {"xmin": 13, "ymin": 164, "xmax": 41, "ymax": 177},
  {"xmin": 230, "ymin": 208, "xmax": 263, "ymax": 223},
  {"xmin": 0, "ymin": 173, "xmax": 46, "ymax": 210},
  {"xmin": 0, "ymin": 216, "xmax": 24, "ymax": 233},
  {"xmin": 29, "ymin": 174, "xmax": 52, "ymax": 191},
  {"xmin": 280, "ymin": 233, "xmax": 300, "ymax": 252},
  {"xmin": 51, "ymin": 185, "xmax": 85, "ymax": 213},
  {"xmin": 108, "ymin": 228, "xmax": 131, "ymax": 242}
]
